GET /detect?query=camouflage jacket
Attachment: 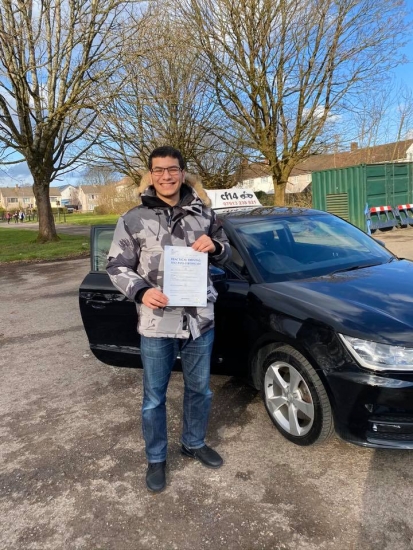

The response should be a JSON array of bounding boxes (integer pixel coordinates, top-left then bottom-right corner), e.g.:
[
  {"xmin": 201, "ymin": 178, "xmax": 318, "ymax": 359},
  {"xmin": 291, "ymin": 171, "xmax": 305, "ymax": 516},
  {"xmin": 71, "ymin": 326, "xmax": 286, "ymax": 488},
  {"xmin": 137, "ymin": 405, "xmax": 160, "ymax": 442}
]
[{"xmin": 107, "ymin": 175, "xmax": 230, "ymax": 339}]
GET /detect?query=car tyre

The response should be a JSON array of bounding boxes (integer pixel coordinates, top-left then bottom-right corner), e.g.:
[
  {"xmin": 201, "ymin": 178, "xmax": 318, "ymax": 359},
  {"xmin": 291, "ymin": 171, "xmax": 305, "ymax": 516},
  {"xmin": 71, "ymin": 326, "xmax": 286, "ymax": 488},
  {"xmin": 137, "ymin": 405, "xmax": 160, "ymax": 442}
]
[{"xmin": 260, "ymin": 345, "xmax": 334, "ymax": 446}]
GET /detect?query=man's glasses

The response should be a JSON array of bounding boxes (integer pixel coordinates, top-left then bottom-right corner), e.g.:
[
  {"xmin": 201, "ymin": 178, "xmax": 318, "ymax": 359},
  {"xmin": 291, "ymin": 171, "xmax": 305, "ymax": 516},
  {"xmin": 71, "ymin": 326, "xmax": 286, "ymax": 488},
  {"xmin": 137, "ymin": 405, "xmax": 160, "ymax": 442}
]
[{"xmin": 150, "ymin": 166, "xmax": 182, "ymax": 177}]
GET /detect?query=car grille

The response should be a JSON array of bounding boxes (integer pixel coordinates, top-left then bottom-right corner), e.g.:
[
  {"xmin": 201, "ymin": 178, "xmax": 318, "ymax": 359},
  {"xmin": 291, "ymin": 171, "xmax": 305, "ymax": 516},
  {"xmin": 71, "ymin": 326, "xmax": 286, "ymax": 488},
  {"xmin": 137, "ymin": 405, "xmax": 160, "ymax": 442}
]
[{"xmin": 368, "ymin": 416, "xmax": 413, "ymax": 438}]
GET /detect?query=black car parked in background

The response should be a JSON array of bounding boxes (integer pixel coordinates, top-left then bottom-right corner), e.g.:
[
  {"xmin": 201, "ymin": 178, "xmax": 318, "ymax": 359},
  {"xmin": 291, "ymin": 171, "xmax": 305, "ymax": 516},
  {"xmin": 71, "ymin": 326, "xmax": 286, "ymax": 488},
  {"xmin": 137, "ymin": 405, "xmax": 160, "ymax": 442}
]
[{"xmin": 79, "ymin": 206, "xmax": 413, "ymax": 449}]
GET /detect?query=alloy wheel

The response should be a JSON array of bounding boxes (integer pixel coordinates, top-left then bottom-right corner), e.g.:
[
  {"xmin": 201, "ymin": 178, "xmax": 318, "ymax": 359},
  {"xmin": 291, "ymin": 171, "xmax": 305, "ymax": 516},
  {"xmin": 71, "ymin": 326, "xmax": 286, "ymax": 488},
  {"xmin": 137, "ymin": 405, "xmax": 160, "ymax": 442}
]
[{"xmin": 264, "ymin": 360, "xmax": 314, "ymax": 437}]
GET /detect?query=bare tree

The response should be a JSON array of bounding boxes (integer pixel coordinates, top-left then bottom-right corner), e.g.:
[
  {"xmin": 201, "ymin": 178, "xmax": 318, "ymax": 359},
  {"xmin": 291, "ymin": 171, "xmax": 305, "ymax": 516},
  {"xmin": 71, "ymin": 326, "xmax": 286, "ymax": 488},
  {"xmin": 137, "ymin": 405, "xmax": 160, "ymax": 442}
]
[
  {"xmin": 390, "ymin": 85, "xmax": 413, "ymax": 146},
  {"xmin": 96, "ymin": 180, "xmax": 139, "ymax": 214},
  {"xmin": 93, "ymin": 7, "xmax": 245, "ymax": 188},
  {"xmin": 179, "ymin": 0, "xmax": 409, "ymax": 204},
  {"xmin": 82, "ymin": 165, "xmax": 119, "ymax": 186},
  {"xmin": 336, "ymin": 79, "xmax": 413, "ymax": 154},
  {"xmin": 0, "ymin": 0, "xmax": 138, "ymax": 241}
]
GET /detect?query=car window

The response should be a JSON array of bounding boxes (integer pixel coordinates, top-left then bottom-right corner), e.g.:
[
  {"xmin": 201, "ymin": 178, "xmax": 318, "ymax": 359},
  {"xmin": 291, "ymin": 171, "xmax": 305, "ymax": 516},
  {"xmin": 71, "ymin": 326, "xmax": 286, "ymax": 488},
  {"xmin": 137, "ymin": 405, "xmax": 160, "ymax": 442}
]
[
  {"xmin": 236, "ymin": 214, "xmax": 394, "ymax": 283},
  {"xmin": 93, "ymin": 227, "xmax": 115, "ymax": 271},
  {"xmin": 229, "ymin": 244, "xmax": 245, "ymax": 269},
  {"xmin": 291, "ymin": 219, "xmax": 370, "ymax": 252},
  {"xmin": 222, "ymin": 244, "xmax": 247, "ymax": 280}
]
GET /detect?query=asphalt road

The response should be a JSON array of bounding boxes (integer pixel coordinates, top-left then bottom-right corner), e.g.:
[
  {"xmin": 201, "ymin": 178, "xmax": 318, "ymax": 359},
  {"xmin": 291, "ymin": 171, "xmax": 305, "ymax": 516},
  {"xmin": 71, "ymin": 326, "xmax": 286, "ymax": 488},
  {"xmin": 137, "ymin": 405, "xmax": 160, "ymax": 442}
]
[
  {"xmin": 373, "ymin": 227, "xmax": 413, "ymax": 260},
  {"xmin": 2, "ymin": 221, "xmax": 91, "ymax": 236},
  {"xmin": 1, "ymin": 257, "xmax": 413, "ymax": 549}
]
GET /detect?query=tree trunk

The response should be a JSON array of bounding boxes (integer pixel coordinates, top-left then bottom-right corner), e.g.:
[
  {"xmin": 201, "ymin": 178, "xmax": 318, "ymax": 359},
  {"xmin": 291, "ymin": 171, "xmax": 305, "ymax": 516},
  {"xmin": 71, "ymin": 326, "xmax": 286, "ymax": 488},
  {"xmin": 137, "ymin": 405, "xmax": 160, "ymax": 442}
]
[
  {"xmin": 32, "ymin": 180, "xmax": 59, "ymax": 243},
  {"xmin": 272, "ymin": 178, "xmax": 287, "ymax": 206}
]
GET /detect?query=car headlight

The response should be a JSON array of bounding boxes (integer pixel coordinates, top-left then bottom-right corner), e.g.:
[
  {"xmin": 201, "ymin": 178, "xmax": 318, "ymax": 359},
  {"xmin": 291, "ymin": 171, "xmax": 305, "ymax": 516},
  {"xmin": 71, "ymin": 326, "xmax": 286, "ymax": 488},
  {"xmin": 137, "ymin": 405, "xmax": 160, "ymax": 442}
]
[{"xmin": 339, "ymin": 334, "xmax": 413, "ymax": 372}]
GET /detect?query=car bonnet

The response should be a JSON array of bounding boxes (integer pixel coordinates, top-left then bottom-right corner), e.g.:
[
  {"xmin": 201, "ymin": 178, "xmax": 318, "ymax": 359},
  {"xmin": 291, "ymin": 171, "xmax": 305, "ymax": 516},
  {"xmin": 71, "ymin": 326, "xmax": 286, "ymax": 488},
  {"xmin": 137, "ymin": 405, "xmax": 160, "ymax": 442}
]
[{"xmin": 252, "ymin": 259, "xmax": 413, "ymax": 346}]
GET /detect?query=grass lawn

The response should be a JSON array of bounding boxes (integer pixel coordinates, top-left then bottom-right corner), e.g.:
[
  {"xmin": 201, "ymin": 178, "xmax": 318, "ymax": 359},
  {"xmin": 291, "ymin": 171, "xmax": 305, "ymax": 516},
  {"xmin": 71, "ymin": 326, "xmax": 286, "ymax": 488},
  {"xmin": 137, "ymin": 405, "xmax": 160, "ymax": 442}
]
[
  {"xmin": 55, "ymin": 212, "xmax": 119, "ymax": 225},
  {"xmin": 0, "ymin": 228, "xmax": 90, "ymax": 263}
]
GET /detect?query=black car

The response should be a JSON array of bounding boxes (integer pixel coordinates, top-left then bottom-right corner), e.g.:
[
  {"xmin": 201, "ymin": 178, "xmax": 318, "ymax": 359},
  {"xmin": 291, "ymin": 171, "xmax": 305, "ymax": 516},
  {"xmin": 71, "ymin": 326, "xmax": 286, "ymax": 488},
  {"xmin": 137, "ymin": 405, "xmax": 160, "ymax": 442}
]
[{"xmin": 79, "ymin": 206, "xmax": 413, "ymax": 449}]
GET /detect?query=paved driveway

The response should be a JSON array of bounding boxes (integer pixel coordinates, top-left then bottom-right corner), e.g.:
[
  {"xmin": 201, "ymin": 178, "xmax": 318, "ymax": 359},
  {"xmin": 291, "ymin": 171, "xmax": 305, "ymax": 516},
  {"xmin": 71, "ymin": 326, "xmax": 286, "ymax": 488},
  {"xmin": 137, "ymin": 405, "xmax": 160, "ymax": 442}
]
[
  {"xmin": 373, "ymin": 227, "xmax": 413, "ymax": 260},
  {"xmin": 1, "ymin": 258, "xmax": 413, "ymax": 549}
]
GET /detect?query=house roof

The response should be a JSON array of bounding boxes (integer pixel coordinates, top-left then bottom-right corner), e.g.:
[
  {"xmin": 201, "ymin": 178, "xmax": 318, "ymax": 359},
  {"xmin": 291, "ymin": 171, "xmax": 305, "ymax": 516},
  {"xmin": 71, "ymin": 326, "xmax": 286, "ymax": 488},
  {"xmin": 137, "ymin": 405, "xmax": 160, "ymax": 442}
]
[
  {"xmin": 234, "ymin": 139, "xmax": 413, "ymax": 184},
  {"xmin": 58, "ymin": 184, "xmax": 77, "ymax": 191},
  {"xmin": 115, "ymin": 176, "xmax": 135, "ymax": 188},
  {"xmin": 0, "ymin": 186, "xmax": 62, "ymax": 197},
  {"xmin": 290, "ymin": 139, "xmax": 413, "ymax": 176},
  {"xmin": 0, "ymin": 186, "xmax": 34, "ymax": 198},
  {"xmin": 233, "ymin": 161, "xmax": 271, "ymax": 183},
  {"xmin": 79, "ymin": 184, "xmax": 101, "ymax": 194}
]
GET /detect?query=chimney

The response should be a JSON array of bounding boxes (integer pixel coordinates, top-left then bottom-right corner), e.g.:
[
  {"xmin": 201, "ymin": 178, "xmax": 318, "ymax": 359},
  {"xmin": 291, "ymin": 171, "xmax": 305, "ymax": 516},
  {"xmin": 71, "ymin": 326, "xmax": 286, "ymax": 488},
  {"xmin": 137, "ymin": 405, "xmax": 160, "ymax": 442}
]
[{"xmin": 350, "ymin": 142, "xmax": 358, "ymax": 152}]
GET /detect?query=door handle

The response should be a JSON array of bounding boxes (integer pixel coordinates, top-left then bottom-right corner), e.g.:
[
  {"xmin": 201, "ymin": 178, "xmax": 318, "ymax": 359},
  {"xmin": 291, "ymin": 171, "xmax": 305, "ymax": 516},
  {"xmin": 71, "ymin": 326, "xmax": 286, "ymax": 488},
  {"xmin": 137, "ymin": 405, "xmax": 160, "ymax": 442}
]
[
  {"xmin": 90, "ymin": 301, "xmax": 106, "ymax": 309},
  {"xmin": 82, "ymin": 292, "xmax": 128, "ymax": 306},
  {"xmin": 88, "ymin": 298, "xmax": 109, "ymax": 304}
]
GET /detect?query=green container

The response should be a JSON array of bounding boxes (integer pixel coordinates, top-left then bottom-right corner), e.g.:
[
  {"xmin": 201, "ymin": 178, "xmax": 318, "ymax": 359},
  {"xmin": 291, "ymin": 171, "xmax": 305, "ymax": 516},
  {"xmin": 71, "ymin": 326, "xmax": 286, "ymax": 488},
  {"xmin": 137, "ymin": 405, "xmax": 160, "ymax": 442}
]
[{"xmin": 312, "ymin": 163, "xmax": 413, "ymax": 231}]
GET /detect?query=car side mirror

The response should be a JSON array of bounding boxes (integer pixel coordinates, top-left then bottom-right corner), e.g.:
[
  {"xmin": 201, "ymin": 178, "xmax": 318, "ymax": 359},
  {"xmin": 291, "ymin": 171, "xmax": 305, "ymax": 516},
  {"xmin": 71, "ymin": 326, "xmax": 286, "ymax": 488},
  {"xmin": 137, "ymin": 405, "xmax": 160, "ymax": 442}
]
[{"xmin": 209, "ymin": 265, "xmax": 226, "ymax": 282}]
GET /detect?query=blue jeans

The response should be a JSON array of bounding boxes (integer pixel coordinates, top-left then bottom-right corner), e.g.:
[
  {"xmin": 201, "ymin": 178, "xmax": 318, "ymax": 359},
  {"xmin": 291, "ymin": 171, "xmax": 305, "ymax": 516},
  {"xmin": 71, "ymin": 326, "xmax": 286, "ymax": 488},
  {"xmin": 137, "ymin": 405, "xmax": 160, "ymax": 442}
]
[{"xmin": 140, "ymin": 329, "xmax": 214, "ymax": 463}]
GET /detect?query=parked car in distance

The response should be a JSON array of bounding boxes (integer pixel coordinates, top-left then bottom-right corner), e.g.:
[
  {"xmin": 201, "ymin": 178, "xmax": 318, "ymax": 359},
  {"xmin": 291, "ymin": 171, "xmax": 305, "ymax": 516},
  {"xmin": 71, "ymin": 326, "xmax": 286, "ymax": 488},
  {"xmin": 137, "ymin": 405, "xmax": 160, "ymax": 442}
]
[{"xmin": 79, "ymin": 206, "xmax": 413, "ymax": 449}]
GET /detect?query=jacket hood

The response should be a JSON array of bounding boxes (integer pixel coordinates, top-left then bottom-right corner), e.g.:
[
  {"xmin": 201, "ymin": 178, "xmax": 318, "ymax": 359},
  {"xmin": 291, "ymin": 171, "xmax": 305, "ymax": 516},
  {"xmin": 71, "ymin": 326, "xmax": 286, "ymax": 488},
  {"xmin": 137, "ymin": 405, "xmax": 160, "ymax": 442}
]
[{"xmin": 137, "ymin": 171, "xmax": 212, "ymax": 207}]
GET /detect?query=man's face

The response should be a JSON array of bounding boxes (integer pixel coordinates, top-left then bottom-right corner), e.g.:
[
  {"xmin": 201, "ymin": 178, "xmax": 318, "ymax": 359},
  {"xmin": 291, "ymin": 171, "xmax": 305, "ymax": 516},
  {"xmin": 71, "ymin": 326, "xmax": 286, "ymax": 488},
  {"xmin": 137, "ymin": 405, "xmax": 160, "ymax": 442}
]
[{"xmin": 150, "ymin": 156, "xmax": 185, "ymax": 206}]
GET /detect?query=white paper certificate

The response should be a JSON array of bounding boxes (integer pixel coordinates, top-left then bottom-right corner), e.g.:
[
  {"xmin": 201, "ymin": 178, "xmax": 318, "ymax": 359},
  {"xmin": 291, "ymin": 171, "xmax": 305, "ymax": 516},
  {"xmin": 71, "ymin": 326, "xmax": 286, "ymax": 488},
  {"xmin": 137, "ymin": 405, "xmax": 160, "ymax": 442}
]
[{"xmin": 163, "ymin": 245, "xmax": 208, "ymax": 307}]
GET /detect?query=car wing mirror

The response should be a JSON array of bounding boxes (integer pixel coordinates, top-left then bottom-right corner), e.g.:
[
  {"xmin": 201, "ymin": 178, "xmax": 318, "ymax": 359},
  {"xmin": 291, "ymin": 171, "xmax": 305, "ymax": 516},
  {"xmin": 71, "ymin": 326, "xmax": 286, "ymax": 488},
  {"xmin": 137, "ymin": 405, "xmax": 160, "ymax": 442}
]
[{"xmin": 209, "ymin": 265, "xmax": 226, "ymax": 282}]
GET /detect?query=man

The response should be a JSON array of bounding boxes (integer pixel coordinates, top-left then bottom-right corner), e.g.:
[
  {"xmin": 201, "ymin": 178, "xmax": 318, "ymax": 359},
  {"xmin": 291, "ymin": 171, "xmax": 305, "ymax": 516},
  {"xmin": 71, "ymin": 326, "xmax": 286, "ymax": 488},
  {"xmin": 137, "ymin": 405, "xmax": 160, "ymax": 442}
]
[{"xmin": 107, "ymin": 146, "xmax": 230, "ymax": 492}]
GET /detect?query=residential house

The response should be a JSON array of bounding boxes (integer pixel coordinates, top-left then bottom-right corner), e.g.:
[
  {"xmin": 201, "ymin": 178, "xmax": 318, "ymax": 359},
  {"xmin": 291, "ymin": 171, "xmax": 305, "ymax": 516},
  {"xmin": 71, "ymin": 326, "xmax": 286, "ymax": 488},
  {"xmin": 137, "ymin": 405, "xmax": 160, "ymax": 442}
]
[
  {"xmin": 0, "ymin": 185, "xmax": 64, "ymax": 211},
  {"xmin": 234, "ymin": 159, "xmax": 312, "ymax": 194},
  {"xmin": 235, "ymin": 139, "xmax": 413, "ymax": 194},
  {"xmin": 59, "ymin": 184, "xmax": 80, "ymax": 207},
  {"xmin": 78, "ymin": 184, "xmax": 101, "ymax": 211},
  {"xmin": 234, "ymin": 160, "xmax": 276, "ymax": 194},
  {"xmin": 0, "ymin": 185, "xmax": 35, "ymax": 211},
  {"xmin": 48, "ymin": 188, "xmax": 63, "ymax": 208},
  {"xmin": 114, "ymin": 176, "xmax": 139, "ymax": 201}
]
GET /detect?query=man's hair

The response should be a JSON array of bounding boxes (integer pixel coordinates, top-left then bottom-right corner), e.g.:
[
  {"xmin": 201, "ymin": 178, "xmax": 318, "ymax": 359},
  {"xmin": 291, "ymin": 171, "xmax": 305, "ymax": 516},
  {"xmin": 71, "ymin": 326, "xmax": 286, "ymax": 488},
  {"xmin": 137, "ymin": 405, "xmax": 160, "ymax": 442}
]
[{"xmin": 148, "ymin": 146, "xmax": 186, "ymax": 170}]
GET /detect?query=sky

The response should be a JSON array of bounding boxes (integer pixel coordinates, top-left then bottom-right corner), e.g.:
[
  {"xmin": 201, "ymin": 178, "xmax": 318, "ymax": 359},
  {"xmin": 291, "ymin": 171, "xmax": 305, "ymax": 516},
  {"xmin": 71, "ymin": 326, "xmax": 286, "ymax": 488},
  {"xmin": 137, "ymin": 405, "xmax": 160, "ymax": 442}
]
[{"xmin": 0, "ymin": 163, "xmax": 82, "ymax": 189}]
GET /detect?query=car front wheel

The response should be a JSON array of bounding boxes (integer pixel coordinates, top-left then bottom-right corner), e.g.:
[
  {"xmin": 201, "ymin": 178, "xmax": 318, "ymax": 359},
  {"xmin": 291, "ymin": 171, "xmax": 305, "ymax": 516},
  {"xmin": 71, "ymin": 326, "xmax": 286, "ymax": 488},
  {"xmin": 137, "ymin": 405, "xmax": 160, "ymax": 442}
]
[{"xmin": 261, "ymin": 345, "xmax": 334, "ymax": 446}]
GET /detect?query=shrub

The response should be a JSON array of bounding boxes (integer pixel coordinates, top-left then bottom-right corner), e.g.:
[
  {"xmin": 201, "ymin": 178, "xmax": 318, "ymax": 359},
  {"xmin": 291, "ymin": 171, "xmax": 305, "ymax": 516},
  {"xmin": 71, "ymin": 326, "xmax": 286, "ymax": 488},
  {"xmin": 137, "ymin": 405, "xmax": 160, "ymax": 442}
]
[
  {"xmin": 94, "ymin": 205, "xmax": 109, "ymax": 215},
  {"xmin": 257, "ymin": 193, "xmax": 274, "ymax": 206},
  {"xmin": 254, "ymin": 191, "xmax": 267, "ymax": 200}
]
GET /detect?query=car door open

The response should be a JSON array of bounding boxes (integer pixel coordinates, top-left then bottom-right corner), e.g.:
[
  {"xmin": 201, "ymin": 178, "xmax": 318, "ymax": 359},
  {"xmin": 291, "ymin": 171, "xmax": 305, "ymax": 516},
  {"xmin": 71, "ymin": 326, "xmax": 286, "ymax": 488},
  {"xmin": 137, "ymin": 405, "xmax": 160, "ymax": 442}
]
[{"xmin": 79, "ymin": 225, "xmax": 141, "ymax": 368}]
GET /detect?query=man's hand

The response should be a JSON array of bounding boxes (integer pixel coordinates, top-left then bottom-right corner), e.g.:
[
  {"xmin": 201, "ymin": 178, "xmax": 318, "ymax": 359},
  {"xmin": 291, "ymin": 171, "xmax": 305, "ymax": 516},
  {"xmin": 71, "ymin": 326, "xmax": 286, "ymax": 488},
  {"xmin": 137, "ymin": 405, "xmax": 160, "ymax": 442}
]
[
  {"xmin": 142, "ymin": 288, "xmax": 169, "ymax": 310},
  {"xmin": 192, "ymin": 235, "xmax": 216, "ymax": 253}
]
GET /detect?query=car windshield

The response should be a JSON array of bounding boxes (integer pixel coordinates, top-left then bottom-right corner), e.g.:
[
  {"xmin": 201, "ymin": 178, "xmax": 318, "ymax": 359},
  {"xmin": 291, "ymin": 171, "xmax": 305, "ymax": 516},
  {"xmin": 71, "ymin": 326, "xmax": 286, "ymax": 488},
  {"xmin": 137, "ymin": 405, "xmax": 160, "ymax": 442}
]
[{"xmin": 236, "ymin": 213, "xmax": 395, "ymax": 283}]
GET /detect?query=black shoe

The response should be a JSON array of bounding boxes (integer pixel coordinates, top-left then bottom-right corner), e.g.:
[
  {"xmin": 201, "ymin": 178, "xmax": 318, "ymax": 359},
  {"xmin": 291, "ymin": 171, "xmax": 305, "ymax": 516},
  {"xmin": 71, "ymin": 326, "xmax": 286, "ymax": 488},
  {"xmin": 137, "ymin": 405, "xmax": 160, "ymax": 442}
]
[
  {"xmin": 181, "ymin": 444, "xmax": 223, "ymax": 469},
  {"xmin": 146, "ymin": 461, "xmax": 166, "ymax": 493}
]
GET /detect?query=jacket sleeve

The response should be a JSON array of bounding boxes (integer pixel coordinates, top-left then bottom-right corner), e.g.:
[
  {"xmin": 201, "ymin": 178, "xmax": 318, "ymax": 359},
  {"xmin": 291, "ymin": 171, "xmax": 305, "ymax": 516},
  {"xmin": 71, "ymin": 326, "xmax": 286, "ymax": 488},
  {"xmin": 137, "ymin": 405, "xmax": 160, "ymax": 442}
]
[
  {"xmin": 208, "ymin": 210, "xmax": 231, "ymax": 267},
  {"xmin": 106, "ymin": 216, "xmax": 150, "ymax": 300}
]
